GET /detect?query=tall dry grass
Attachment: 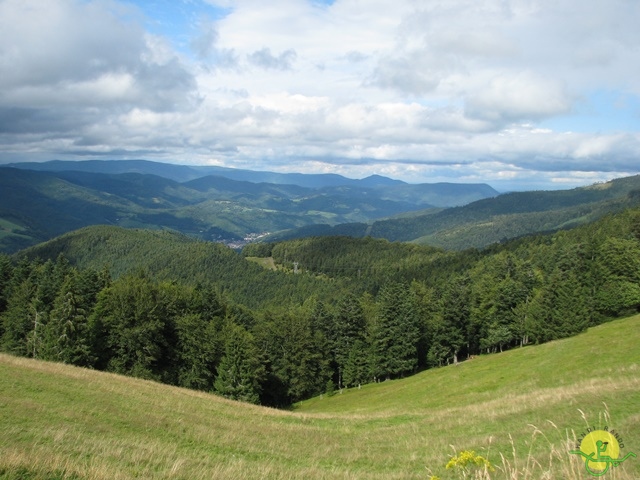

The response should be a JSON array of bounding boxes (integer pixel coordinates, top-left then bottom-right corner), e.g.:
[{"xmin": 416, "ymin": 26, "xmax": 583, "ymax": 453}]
[{"xmin": 427, "ymin": 404, "xmax": 638, "ymax": 480}]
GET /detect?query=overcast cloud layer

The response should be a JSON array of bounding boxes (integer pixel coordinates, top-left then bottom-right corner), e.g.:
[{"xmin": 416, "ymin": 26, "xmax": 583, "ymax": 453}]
[{"xmin": 1, "ymin": 0, "xmax": 639, "ymax": 190}]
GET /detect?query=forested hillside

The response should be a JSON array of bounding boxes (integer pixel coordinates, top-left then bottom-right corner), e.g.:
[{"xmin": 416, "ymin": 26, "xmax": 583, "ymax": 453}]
[
  {"xmin": 13, "ymin": 226, "xmax": 348, "ymax": 310},
  {"xmin": 270, "ymin": 175, "xmax": 640, "ymax": 249},
  {"xmin": 0, "ymin": 164, "xmax": 497, "ymax": 253},
  {"xmin": 4, "ymin": 162, "xmax": 640, "ymax": 254},
  {"xmin": 2, "ymin": 208, "xmax": 639, "ymax": 407},
  {"xmin": 244, "ymin": 236, "xmax": 472, "ymax": 292},
  {"xmin": 370, "ymin": 175, "xmax": 640, "ymax": 248}
]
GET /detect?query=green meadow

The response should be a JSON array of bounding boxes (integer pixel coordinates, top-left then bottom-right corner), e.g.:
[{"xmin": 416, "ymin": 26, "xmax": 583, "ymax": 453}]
[{"xmin": 2, "ymin": 315, "xmax": 639, "ymax": 479}]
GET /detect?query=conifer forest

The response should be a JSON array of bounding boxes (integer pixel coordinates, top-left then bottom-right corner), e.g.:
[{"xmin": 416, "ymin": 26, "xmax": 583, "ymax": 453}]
[{"xmin": 2, "ymin": 208, "xmax": 639, "ymax": 407}]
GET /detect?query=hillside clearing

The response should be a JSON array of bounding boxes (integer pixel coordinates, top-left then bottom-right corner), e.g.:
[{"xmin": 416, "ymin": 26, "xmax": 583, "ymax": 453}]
[{"xmin": 1, "ymin": 315, "xmax": 639, "ymax": 479}]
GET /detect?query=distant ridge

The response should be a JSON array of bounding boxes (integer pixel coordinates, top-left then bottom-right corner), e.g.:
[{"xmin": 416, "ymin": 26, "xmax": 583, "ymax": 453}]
[
  {"xmin": 0, "ymin": 162, "xmax": 498, "ymax": 253},
  {"xmin": 5, "ymin": 159, "xmax": 203, "ymax": 183},
  {"xmin": 348, "ymin": 174, "xmax": 405, "ymax": 187},
  {"xmin": 5, "ymin": 159, "xmax": 408, "ymax": 189},
  {"xmin": 270, "ymin": 174, "xmax": 640, "ymax": 248},
  {"xmin": 4, "ymin": 159, "xmax": 640, "ymax": 252}
]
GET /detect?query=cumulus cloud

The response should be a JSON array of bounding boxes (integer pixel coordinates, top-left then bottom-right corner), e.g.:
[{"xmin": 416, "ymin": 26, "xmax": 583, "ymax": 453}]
[
  {"xmin": 1, "ymin": 0, "xmax": 639, "ymax": 190},
  {"xmin": 247, "ymin": 48, "xmax": 297, "ymax": 70},
  {"xmin": 190, "ymin": 22, "xmax": 238, "ymax": 68},
  {"xmin": 0, "ymin": 0, "xmax": 197, "ymax": 109},
  {"xmin": 463, "ymin": 72, "xmax": 572, "ymax": 124},
  {"xmin": 0, "ymin": 0, "xmax": 199, "ymax": 156},
  {"xmin": 190, "ymin": 22, "xmax": 221, "ymax": 60}
]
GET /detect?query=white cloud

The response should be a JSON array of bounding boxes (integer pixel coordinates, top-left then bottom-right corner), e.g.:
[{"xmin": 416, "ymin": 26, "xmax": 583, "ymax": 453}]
[
  {"xmin": 464, "ymin": 71, "xmax": 572, "ymax": 124},
  {"xmin": 1, "ymin": 0, "xmax": 639, "ymax": 191},
  {"xmin": 0, "ymin": 0, "xmax": 197, "ymax": 104},
  {"xmin": 247, "ymin": 48, "xmax": 297, "ymax": 70}
]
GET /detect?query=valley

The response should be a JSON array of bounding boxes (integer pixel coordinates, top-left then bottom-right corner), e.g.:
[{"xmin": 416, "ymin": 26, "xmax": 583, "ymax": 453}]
[
  {"xmin": 0, "ymin": 160, "xmax": 498, "ymax": 253},
  {"xmin": 1, "ymin": 161, "xmax": 639, "ymax": 479},
  {"xmin": 2, "ymin": 160, "xmax": 640, "ymax": 254},
  {"xmin": 3, "ymin": 2, "xmax": 639, "ymax": 478}
]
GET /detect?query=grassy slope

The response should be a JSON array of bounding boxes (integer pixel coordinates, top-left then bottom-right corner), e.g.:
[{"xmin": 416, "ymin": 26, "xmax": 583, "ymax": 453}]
[{"xmin": 1, "ymin": 315, "xmax": 639, "ymax": 480}]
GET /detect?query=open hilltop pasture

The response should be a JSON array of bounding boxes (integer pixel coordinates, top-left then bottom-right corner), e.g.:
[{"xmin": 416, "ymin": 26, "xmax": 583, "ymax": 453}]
[{"xmin": 1, "ymin": 314, "xmax": 639, "ymax": 480}]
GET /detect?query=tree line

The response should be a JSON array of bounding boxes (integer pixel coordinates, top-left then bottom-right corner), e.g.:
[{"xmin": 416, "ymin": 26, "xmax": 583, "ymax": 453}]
[{"xmin": 1, "ymin": 209, "xmax": 640, "ymax": 407}]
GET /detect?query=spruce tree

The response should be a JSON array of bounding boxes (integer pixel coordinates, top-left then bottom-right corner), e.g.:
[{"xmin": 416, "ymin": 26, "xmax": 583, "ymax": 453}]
[
  {"xmin": 0, "ymin": 254, "xmax": 13, "ymax": 317},
  {"xmin": 370, "ymin": 282, "xmax": 419, "ymax": 380},
  {"xmin": 214, "ymin": 323, "xmax": 264, "ymax": 404},
  {"xmin": 342, "ymin": 339, "xmax": 371, "ymax": 387},
  {"xmin": 595, "ymin": 237, "xmax": 640, "ymax": 315},
  {"xmin": 91, "ymin": 274, "xmax": 174, "ymax": 381},
  {"xmin": 428, "ymin": 276, "xmax": 469, "ymax": 365},
  {"xmin": 333, "ymin": 293, "xmax": 366, "ymax": 387},
  {"xmin": 41, "ymin": 275, "xmax": 93, "ymax": 366},
  {"xmin": 175, "ymin": 312, "xmax": 221, "ymax": 391},
  {"xmin": 1, "ymin": 279, "xmax": 38, "ymax": 356},
  {"xmin": 256, "ymin": 311, "xmax": 330, "ymax": 404}
]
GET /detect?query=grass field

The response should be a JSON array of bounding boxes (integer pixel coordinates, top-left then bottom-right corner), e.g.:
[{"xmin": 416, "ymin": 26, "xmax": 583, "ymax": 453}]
[
  {"xmin": 245, "ymin": 256, "xmax": 278, "ymax": 271},
  {"xmin": 0, "ymin": 218, "xmax": 34, "ymax": 246},
  {"xmin": 1, "ymin": 315, "xmax": 639, "ymax": 479}
]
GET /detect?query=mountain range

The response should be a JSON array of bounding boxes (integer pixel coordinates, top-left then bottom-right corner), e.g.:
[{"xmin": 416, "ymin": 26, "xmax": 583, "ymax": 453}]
[
  {"xmin": 258, "ymin": 174, "xmax": 640, "ymax": 249},
  {"xmin": 2, "ymin": 159, "xmax": 640, "ymax": 253},
  {"xmin": 6, "ymin": 159, "xmax": 405, "ymax": 187},
  {"xmin": 0, "ymin": 160, "xmax": 497, "ymax": 253}
]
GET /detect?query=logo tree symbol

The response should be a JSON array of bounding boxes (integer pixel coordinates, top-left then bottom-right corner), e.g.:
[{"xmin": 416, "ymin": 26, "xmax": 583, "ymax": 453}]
[{"xmin": 570, "ymin": 430, "xmax": 636, "ymax": 477}]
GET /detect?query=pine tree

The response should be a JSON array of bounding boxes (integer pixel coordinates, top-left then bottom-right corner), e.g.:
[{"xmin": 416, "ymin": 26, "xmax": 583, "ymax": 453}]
[
  {"xmin": 333, "ymin": 293, "xmax": 366, "ymax": 387},
  {"xmin": 175, "ymin": 312, "xmax": 221, "ymax": 390},
  {"xmin": 0, "ymin": 254, "xmax": 13, "ymax": 317},
  {"xmin": 41, "ymin": 274, "xmax": 94, "ymax": 366},
  {"xmin": 91, "ymin": 274, "xmax": 174, "ymax": 381},
  {"xmin": 342, "ymin": 339, "xmax": 371, "ymax": 387},
  {"xmin": 370, "ymin": 282, "xmax": 420, "ymax": 380},
  {"xmin": 214, "ymin": 323, "xmax": 264, "ymax": 404}
]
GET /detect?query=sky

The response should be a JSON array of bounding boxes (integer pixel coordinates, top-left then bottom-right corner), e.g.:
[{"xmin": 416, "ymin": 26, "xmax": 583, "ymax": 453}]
[{"xmin": 1, "ymin": 0, "xmax": 639, "ymax": 190}]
